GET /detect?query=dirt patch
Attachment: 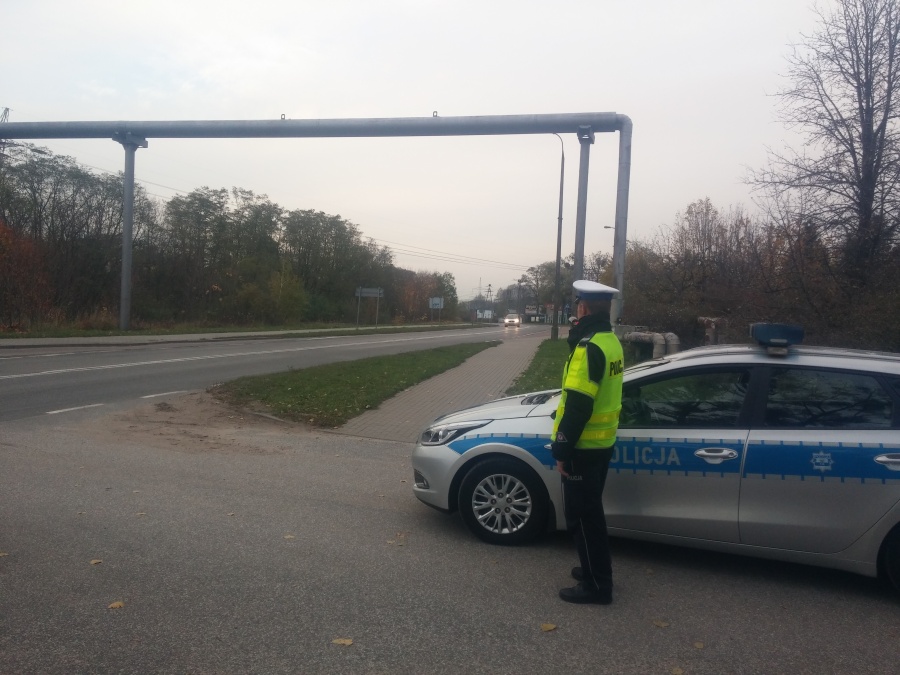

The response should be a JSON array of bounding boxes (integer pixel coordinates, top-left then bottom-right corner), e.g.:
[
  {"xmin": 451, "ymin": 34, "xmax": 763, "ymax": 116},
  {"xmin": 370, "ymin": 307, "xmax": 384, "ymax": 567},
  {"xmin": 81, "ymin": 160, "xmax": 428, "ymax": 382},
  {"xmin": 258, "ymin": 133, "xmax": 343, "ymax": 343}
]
[{"xmin": 80, "ymin": 391, "xmax": 316, "ymax": 455}]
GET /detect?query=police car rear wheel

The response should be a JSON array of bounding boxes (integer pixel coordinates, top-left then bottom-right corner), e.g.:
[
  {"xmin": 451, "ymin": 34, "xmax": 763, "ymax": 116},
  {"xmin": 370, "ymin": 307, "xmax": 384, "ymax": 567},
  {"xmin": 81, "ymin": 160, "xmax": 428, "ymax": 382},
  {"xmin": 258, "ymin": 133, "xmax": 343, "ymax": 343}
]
[
  {"xmin": 881, "ymin": 526, "xmax": 900, "ymax": 593},
  {"xmin": 458, "ymin": 458, "xmax": 548, "ymax": 545}
]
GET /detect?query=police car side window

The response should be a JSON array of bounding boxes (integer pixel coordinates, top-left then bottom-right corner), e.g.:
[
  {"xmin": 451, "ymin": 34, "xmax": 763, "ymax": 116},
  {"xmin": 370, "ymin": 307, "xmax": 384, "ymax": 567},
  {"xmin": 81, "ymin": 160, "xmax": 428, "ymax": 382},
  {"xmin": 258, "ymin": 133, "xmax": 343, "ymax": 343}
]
[
  {"xmin": 620, "ymin": 369, "xmax": 750, "ymax": 428},
  {"xmin": 888, "ymin": 376, "xmax": 900, "ymax": 400},
  {"xmin": 764, "ymin": 368, "xmax": 893, "ymax": 429}
]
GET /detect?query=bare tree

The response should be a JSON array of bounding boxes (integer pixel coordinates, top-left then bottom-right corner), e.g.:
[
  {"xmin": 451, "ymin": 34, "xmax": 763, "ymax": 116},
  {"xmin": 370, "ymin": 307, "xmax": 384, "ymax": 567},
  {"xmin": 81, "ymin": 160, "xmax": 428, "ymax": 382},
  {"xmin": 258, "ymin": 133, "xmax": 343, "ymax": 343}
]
[{"xmin": 752, "ymin": 0, "xmax": 900, "ymax": 282}]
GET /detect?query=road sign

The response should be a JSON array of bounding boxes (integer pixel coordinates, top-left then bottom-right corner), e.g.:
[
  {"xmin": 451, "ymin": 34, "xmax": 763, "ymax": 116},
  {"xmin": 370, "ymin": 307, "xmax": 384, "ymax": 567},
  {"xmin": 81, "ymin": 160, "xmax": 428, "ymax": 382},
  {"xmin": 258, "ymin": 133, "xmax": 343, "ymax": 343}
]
[
  {"xmin": 355, "ymin": 287, "xmax": 384, "ymax": 298},
  {"xmin": 429, "ymin": 297, "xmax": 444, "ymax": 309}
]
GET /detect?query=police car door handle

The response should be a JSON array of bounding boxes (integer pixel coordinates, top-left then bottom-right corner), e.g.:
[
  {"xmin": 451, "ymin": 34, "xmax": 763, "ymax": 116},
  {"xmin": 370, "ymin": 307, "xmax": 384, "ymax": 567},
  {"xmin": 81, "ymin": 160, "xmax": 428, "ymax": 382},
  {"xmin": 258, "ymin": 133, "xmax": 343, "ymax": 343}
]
[
  {"xmin": 874, "ymin": 454, "xmax": 900, "ymax": 471},
  {"xmin": 694, "ymin": 448, "xmax": 739, "ymax": 465}
]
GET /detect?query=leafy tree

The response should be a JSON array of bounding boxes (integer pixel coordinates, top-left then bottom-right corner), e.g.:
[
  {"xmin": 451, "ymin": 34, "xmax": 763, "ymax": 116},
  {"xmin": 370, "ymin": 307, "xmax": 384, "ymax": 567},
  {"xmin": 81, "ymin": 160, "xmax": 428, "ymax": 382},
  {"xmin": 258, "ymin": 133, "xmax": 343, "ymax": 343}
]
[
  {"xmin": 393, "ymin": 270, "xmax": 458, "ymax": 322},
  {"xmin": 0, "ymin": 220, "xmax": 52, "ymax": 328},
  {"xmin": 0, "ymin": 146, "xmax": 157, "ymax": 319},
  {"xmin": 267, "ymin": 268, "xmax": 309, "ymax": 324},
  {"xmin": 281, "ymin": 210, "xmax": 393, "ymax": 321},
  {"xmin": 518, "ymin": 262, "xmax": 555, "ymax": 307},
  {"xmin": 163, "ymin": 187, "xmax": 230, "ymax": 320}
]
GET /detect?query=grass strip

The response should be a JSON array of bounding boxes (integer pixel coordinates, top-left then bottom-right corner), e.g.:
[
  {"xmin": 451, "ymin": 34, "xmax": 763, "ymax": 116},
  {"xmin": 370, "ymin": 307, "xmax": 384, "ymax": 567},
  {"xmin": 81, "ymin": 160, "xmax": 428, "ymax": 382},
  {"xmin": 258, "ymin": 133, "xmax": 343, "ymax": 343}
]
[
  {"xmin": 214, "ymin": 341, "xmax": 500, "ymax": 428},
  {"xmin": 504, "ymin": 338, "xmax": 569, "ymax": 396}
]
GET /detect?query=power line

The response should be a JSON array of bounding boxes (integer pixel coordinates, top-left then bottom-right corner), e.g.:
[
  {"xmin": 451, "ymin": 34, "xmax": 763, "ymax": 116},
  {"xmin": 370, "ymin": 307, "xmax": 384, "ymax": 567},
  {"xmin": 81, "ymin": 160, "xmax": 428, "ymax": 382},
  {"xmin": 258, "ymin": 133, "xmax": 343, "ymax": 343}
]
[
  {"xmin": 371, "ymin": 237, "xmax": 533, "ymax": 273},
  {"xmin": 368, "ymin": 236, "xmax": 530, "ymax": 270}
]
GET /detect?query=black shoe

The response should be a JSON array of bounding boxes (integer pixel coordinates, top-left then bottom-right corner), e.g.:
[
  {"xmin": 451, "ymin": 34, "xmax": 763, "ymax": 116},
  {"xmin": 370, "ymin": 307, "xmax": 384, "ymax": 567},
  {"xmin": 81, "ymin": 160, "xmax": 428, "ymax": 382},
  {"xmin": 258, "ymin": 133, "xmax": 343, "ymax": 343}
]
[
  {"xmin": 571, "ymin": 566, "xmax": 584, "ymax": 581},
  {"xmin": 559, "ymin": 582, "xmax": 612, "ymax": 605}
]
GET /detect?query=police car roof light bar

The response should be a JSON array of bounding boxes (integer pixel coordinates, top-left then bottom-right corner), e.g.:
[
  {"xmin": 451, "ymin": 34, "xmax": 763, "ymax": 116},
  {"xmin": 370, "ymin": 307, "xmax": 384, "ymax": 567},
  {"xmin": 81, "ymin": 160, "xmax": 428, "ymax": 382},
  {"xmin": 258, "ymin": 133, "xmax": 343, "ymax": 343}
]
[{"xmin": 750, "ymin": 323, "xmax": 805, "ymax": 356}]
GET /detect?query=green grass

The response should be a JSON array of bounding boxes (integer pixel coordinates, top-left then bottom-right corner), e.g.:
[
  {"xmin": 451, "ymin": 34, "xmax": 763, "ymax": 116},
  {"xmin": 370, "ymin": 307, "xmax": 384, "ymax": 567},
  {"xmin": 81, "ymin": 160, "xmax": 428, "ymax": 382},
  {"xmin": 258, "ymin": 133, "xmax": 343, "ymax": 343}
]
[
  {"xmin": 214, "ymin": 341, "xmax": 500, "ymax": 428},
  {"xmin": 504, "ymin": 338, "xmax": 569, "ymax": 396}
]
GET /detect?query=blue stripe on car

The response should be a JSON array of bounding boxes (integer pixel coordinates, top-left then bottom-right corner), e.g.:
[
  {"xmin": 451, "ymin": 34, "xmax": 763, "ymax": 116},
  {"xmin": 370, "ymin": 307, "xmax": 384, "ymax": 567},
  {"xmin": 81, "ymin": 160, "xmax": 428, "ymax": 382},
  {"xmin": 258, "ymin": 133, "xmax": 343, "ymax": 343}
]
[
  {"xmin": 743, "ymin": 440, "xmax": 900, "ymax": 482},
  {"xmin": 447, "ymin": 434, "xmax": 555, "ymax": 467},
  {"xmin": 613, "ymin": 437, "xmax": 744, "ymax": 476},
  {"xmin": 448, "ymin": 434, "xmax": 900, "ymax": 483}
]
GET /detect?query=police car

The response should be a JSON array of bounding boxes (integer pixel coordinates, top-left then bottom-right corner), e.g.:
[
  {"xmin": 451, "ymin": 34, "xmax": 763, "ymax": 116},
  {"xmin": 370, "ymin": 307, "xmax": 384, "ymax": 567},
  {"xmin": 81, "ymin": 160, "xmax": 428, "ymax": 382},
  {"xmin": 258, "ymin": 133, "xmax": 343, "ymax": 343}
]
[{"xmin": 412, "ymin": 324, "xmax": 900, "ymax": 591}]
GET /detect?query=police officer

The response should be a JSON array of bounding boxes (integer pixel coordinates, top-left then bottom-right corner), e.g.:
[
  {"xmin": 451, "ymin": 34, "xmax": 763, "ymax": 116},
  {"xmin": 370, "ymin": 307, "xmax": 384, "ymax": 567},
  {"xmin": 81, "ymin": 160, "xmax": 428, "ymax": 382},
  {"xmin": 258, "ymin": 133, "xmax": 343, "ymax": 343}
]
[{"xmin": 551, "ymin": 280, "xmax": 624, "ymax": 605}]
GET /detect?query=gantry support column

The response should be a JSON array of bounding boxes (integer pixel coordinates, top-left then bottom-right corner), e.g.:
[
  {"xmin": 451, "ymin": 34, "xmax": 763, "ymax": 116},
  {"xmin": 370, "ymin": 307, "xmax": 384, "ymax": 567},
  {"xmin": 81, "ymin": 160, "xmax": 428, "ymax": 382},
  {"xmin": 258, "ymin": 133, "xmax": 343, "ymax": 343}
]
[
  {"xmin": 113, "ymin": 132, "xmax": 147, "ymax": 330},
  {"xmin": 572, "ymin": 125, "xmax": 594, "ymax": 286}
]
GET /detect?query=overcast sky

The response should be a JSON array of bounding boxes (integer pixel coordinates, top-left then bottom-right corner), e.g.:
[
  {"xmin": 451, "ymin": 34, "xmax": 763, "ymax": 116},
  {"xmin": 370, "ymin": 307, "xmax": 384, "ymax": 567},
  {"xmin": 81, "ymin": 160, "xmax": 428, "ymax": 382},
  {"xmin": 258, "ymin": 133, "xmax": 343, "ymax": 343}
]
[{"xmin": 2, "ymin": 0, "xmax": 819, "ymax": 300}]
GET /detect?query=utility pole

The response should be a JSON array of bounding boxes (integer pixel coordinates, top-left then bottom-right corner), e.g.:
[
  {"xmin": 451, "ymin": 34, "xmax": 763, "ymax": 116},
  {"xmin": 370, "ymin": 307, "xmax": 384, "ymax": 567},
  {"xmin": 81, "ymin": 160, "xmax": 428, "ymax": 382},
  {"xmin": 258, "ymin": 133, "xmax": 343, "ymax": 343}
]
[{"xmin": 0, "ymin": 108, "xmax": 10, "ymax": 166}]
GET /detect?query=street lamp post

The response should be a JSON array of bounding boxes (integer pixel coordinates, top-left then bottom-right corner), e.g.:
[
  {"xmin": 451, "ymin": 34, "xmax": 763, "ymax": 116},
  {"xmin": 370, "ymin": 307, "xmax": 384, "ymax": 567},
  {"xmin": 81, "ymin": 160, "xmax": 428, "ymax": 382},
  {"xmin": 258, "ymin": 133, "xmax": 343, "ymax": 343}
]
[{"xmin": 551, "ymin": 134, "xmax": 565, "ymax": 340}]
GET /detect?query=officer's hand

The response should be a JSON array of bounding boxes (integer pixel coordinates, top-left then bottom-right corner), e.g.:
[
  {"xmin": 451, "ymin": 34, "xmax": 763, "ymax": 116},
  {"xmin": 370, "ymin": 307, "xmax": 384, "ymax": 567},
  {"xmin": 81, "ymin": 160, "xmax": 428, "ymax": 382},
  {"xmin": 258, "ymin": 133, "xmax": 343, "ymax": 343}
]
[{"xmin": 556, "ymin": 460, "xmax": 569, "ymax": 477}]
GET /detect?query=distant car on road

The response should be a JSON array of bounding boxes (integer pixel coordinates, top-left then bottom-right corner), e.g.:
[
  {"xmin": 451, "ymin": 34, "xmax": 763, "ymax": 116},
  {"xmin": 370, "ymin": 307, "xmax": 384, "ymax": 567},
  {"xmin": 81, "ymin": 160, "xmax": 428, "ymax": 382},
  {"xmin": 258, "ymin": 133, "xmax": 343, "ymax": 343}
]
[
  {"xmin": 411, "ymin": 324, "xmax": 900, "ymax": 592},
  {"xmin": 503, "ymin": 314, "xmax": 521, "ymax": 327}
]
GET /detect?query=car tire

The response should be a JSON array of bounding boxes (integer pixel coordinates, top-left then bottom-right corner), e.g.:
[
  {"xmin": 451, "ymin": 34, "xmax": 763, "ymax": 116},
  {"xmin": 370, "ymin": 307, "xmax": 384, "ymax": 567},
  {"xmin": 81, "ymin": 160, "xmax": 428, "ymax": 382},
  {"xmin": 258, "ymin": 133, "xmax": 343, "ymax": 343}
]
[
  {"xmin": 881, "ymin": 526, "xmax": 900, "ymax": 592},
  {"xmin": 458, "ymin": 458, "xmax": 549, "ymax": 545}
]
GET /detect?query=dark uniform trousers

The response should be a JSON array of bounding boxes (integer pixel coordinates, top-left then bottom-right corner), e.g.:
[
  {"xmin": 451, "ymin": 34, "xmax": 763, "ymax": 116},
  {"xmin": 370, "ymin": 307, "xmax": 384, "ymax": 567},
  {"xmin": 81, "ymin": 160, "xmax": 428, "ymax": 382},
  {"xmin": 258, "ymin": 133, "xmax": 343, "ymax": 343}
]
[{"xmin": 562, "ymin": 447, "xmax": 615, "ymax": 592}]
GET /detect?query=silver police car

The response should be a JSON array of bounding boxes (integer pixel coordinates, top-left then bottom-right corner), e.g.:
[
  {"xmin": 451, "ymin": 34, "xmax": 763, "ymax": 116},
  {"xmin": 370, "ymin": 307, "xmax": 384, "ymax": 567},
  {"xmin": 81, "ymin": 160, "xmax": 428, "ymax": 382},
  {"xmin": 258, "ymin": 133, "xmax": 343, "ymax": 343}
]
[{"xmin": 412, "ymin": 324, "xmax": 900, "ymax": 590}]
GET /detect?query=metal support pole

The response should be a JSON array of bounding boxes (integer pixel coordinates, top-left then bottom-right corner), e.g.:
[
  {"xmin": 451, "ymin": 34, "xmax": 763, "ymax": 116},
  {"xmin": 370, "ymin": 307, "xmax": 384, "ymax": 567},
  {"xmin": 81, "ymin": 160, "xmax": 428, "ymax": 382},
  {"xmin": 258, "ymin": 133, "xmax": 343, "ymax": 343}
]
[
  {"xmin": 113, "ymin": 133, "xmax": 147, "ymax": 331},
  {"xmin": 573, "ymin": 126, "xmax": 594, "ymax": 284},
  {"xmin": 611, "ymin": 118, "xmax": 632, "ymax": 325},
  {"xmin": 551, "ymin": 134, "xmax": 565, "ymax": 341}
]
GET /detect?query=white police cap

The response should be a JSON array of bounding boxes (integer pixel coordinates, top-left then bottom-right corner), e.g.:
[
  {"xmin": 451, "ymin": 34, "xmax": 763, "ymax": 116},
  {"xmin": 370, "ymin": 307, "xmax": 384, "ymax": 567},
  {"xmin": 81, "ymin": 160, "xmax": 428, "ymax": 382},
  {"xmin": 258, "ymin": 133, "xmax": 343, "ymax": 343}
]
[{"xmin": 573, "ymin": 279, "xmax": 618, "ymax": 300}]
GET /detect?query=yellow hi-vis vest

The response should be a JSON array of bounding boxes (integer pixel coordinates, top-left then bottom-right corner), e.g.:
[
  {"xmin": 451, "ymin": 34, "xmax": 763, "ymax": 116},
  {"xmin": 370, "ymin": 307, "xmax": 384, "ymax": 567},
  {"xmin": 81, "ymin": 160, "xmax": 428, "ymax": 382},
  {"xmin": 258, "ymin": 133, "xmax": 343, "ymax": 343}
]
[{"xmin": 552, "ymin": 331, "xmax": 624, "ymax": 449}]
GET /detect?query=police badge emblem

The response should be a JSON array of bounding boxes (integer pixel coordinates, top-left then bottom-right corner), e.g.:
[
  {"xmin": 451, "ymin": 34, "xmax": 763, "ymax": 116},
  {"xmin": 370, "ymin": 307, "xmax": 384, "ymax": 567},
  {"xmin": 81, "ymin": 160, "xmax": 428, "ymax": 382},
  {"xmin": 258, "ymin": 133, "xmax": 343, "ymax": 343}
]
[{"xmin": 811, "ymin": 451, "xmax": 834, "ymax": 473}]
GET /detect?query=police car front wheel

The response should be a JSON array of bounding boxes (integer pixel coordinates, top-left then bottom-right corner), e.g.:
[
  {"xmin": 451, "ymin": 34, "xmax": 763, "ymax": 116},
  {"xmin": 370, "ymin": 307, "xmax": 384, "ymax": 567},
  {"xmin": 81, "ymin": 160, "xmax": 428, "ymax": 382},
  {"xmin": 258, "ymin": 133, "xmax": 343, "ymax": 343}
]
[{"xmin": 458, "ymin": 458, "xmax": 549, "ymax": 545}]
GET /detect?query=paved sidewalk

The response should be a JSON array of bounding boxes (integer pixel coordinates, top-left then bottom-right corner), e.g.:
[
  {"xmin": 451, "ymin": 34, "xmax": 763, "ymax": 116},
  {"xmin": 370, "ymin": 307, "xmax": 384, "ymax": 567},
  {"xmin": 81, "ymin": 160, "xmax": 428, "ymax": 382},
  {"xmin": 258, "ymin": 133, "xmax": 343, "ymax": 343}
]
[{"xmin": 336, "ymin": 329, "xmax": 548, "ymax": 443}]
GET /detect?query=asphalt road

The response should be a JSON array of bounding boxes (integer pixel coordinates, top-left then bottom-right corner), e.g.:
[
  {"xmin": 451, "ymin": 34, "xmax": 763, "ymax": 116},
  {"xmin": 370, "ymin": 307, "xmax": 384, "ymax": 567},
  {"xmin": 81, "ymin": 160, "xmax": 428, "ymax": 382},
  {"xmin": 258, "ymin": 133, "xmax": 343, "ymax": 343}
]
[
  {"xmin": 2, "ymin": 408, "xmax": 899, "ymax": 675},
  {"xmin": 0, "ymin": 326, "xmax": 535, "ymax": 423}
]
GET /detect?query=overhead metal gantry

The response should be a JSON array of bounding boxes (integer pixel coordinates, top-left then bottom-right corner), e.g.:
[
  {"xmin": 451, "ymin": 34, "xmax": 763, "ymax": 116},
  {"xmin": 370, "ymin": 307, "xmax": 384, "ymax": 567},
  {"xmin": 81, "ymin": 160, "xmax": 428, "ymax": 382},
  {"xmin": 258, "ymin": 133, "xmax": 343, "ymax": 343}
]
[{"xmin": 1, "ymin": 113, "xmax": 632, "ymax": 330}]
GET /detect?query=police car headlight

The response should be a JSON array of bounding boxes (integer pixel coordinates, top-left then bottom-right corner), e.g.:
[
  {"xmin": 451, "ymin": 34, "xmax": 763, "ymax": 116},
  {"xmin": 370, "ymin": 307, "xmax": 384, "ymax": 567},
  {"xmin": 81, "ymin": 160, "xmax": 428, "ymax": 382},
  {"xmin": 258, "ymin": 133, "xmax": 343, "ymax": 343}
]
[{"xmin": 419, "ymin": 420, "xmax": 491, "ymax": 446}]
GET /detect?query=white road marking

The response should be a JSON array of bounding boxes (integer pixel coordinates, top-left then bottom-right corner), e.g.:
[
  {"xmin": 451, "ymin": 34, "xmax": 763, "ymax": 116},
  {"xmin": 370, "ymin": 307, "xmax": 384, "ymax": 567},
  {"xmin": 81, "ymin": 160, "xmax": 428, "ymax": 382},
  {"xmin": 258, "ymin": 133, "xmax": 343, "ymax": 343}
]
[
  {"xmin": 47, "ymin": 403, "xmax": 105, "ymax": 415},
  {"xmin": 0, "ymin": 330, "xmax": 502, "ymax": 381},
  {"xmin": 0, "ymin": 352, "xmax": 77, "ymax": 361},
  {"xmin": 141, "ymin": 391, "xmax": 188, "ymax": 398}
]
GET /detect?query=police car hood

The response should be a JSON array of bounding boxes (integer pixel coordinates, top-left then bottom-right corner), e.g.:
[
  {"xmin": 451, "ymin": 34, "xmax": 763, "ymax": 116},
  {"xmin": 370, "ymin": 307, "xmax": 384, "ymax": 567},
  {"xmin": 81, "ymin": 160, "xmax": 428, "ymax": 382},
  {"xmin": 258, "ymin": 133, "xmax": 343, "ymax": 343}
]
[{"xmin": 429, "ymin": 390, "xmax": 560, "ymax": 425}]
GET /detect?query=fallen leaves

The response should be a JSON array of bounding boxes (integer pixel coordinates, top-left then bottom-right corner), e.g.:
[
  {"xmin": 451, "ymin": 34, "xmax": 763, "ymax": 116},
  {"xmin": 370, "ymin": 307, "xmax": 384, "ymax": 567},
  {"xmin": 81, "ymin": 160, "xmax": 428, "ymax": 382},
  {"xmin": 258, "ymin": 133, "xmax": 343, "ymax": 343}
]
[
  {"xmin": 90, "ymin": 559, "xmax": 102, "ymax": 565},
  {"xmin": 694, "ymin": 641, "xmax": 704, "ymax": 649},
  {"xmin": 540, "ymin": 623, "xmax": 557, "ymax": 632},
  {"xmin": 107, "ymin": 601, "xmax": 125, "ymax": 609},
  {"xmin": 652, "ymin": 620, "xmax": 670, "ymax": 628},
  {"xmin": 387, "ymin": 531, "xmax": 408, "ymax": 546},
  {"xmin": 0, "ymin": 552, "xmax": 8, "ymax": 557},
  {"xmin": 284, "ymin": 534, "xmax": 296, "ymax": 540},
  {"xmin": 332, "ymin": 638, "xmax": 353, "ymax": 646}
]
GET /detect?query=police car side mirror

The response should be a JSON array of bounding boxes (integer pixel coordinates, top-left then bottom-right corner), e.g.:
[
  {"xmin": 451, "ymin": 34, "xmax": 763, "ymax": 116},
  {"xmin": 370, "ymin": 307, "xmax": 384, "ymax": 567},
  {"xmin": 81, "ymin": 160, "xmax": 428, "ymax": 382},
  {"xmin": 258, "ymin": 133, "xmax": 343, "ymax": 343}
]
[{"xmin": 550, "ymin": 411, "xmax": 557, "ymax": 420}]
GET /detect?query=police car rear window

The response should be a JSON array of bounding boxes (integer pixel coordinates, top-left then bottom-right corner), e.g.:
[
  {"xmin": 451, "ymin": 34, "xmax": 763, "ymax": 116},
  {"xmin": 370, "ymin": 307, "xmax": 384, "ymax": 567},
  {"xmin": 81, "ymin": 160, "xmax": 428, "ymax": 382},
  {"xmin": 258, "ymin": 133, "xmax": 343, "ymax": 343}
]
[{"xmin": 764, "ymin": 368, "xmax": 893, "ymax": 429}]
